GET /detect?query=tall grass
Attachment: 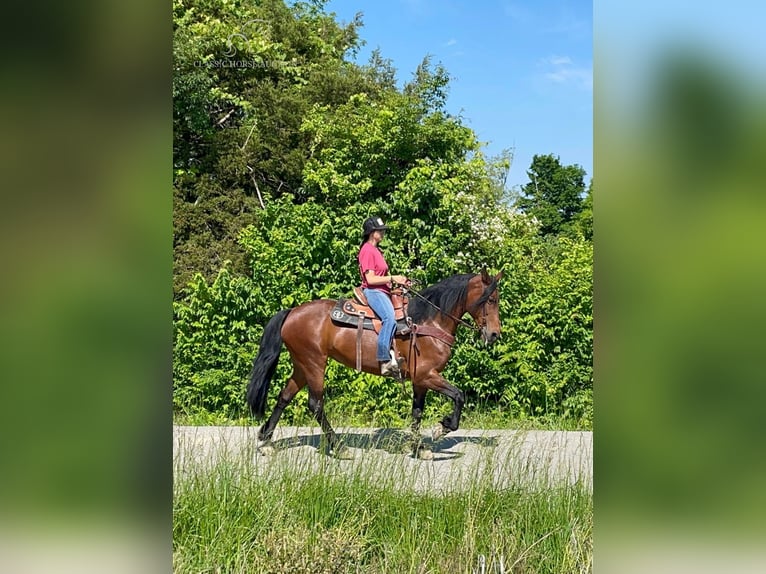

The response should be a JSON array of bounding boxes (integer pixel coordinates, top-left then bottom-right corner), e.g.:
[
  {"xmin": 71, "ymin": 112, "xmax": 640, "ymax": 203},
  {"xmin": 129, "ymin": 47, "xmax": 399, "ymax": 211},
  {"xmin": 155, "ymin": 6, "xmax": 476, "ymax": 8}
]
[
  {"xmin": 173, "ymin": 431, "xmax": 592, "ymax": 573},
  {"xmin": 173, "ymin": 406, "xmax": 591, "ymax": 431}
]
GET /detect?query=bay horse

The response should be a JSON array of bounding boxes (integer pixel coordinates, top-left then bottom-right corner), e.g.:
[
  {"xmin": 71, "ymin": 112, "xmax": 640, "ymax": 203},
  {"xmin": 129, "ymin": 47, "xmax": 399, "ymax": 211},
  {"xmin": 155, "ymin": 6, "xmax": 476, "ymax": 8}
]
[{"xmin": 246, "ymin": 269, "xmax": 503, "ymax": 458}]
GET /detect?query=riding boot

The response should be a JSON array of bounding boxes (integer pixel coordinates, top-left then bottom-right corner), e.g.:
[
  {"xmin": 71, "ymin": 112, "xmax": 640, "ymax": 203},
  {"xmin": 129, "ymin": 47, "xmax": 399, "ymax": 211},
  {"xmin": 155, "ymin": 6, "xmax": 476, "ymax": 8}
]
[{"xmin": 380, "ymin": 359, "xmax": 401, "ymax": 378}]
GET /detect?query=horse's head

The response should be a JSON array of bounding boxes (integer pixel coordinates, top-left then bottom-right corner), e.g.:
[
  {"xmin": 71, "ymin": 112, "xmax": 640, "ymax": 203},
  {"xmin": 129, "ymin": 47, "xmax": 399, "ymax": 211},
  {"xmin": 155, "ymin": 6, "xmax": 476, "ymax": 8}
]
[{"xmin": 467, "ymin": 268, "xmax": 503, "ymax": 345}]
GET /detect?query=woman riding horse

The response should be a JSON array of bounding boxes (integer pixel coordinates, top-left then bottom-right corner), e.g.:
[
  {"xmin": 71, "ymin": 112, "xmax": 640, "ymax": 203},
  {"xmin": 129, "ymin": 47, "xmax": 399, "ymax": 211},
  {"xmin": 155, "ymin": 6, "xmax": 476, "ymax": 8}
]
[
  {"xmin": 247, "ymin": 263, "xmax": 503, "ymax": 459},
  {"xmin": 357, "ymin": 216, "xmax": 409, "ymax": 378}
]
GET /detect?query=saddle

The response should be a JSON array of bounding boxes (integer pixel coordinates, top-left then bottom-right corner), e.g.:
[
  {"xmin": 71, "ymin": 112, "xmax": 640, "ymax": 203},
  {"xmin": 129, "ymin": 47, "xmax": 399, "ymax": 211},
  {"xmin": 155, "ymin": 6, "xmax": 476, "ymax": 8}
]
[
  {"xmin": 330, "ymin": 287, "xmax": 411, "ymax": 336},
  {"xmin": 330, "ymin": 286, "xmax": 456, "ymax": 375},
  {"xmin": 330, "ymin": 287, "xmax": 411, "ymax": 373}
]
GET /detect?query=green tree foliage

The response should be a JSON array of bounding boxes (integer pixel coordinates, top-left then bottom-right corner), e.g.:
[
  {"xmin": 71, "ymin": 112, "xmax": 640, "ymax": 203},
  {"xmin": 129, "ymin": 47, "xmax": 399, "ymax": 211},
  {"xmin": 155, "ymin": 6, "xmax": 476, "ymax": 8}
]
[
  {"xmin": 173, "ymin": 0, "xmax": 375, "ymax": 295},
  {"xmin": 576, "ymin": 180, "xmax": 593, "ymax": 241},
  {"xmin": 173, "ymin": 267, "xmax": 262, "ymax": 415},
  {"xmin": 517, "ymin": 154, "xmax": 587, "ymax": 237},
  {"xmin": 172, "ymin": 0, "xmax": 593, "ymax": 427},
  {"xmin": 300, "ymin": 59, "xmax": 475, "ymax": 207},
  {"xmin": 503, "ymin": 237, "xmax": 593, "ymax": 424}
]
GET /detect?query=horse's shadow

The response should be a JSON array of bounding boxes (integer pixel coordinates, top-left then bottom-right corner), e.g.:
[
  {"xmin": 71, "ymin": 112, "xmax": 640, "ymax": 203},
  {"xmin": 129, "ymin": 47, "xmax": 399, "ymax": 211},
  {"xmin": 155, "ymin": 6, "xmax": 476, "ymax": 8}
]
[{"xmin": 268, "ymin": 428, "xmax": 499, "ymax": 460}]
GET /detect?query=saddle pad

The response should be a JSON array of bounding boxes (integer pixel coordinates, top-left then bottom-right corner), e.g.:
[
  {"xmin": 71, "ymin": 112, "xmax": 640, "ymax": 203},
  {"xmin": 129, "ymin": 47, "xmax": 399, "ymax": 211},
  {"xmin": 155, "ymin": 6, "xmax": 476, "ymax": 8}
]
[{"xmin": 330, "ymin": 299, "xmax": 410, "ymax": 335}]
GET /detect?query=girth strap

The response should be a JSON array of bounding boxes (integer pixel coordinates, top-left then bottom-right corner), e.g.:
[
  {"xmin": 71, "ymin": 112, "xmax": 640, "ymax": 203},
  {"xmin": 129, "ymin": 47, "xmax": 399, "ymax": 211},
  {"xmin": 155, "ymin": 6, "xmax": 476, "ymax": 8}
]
[
  {"xmin": 408, "ymin": 328, "xmax": 419, "ymax": 380},
  {"xmin": 406, "ymin": 324, "xmax": 455, "ymax": 380},
  {"xmin": 356, "ymin": 311, "xmax": 365, "ymax": 371}
]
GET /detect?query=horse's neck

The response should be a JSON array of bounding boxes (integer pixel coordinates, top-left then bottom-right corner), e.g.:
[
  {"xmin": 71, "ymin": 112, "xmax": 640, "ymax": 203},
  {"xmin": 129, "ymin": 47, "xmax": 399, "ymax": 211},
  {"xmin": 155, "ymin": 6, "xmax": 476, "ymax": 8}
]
[{"xmin": 422, "ymin": 300, "xmax": 465, "ymax": 335}]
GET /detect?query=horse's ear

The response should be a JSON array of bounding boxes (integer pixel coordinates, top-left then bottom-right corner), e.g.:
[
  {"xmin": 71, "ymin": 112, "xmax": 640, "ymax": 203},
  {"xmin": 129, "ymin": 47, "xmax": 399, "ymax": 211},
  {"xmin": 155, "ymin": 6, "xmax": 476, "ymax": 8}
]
[
  {"xmin": 481, "ymin": 266, "xmax": 491, "ymax": 284},
  {"xmin": 495, "ymin": 269, "xmax": 504, "ymax": 282}
]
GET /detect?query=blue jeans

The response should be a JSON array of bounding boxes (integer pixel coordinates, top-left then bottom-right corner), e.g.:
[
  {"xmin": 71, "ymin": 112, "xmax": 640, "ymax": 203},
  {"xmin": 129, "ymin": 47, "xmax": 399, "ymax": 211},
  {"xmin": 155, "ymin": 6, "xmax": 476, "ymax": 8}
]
[{"xmin": 363, "ymin": 288, "xmax": 396, "ymax": 361}]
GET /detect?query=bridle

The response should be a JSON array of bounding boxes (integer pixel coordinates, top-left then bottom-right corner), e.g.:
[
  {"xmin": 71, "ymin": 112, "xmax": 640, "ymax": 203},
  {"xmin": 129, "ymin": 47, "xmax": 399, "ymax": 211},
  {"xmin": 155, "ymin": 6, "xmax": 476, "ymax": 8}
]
[{"xmin": 399, "ymin": 281, "xmax": 491, "ymax": 335}]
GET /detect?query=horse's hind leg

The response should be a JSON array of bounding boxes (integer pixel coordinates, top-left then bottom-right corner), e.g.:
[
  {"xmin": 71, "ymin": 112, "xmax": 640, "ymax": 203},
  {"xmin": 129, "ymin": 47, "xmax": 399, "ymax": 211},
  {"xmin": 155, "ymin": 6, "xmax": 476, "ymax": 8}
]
[
  {"xmin": 307, "ymin": 388, "xmax": 342, "ymax": 455},
  {"xmin": 257, "ymin": 370, "xmax": 305, "ymax": 450},
  {"xmin": 303, "ymin": 359, "xmax": 349, "ymax": 457}
]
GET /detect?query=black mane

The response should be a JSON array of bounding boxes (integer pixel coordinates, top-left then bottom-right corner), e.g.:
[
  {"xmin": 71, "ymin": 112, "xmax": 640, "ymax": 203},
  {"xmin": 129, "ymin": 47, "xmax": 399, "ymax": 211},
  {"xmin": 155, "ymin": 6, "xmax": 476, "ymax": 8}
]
[
  {"xmin": 407, "ymin": 274, "xmax": 474, "ymax": 323},
  {"xmin": 407, "ymin": 273, "xmax": 499, "ymax": 324}
]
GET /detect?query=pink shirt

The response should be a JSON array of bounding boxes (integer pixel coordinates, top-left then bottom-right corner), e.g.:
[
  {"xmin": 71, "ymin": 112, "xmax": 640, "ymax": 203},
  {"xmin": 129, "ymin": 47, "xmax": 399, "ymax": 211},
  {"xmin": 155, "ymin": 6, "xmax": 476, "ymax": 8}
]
[{"xmin": 358, "ymin": 242, "xmax": 390, "ymax": 293}]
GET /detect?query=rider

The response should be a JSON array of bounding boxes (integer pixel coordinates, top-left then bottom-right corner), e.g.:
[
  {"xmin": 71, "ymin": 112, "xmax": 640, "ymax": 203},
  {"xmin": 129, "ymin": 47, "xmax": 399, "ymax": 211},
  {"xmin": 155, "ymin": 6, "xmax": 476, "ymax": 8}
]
[{"xmin": 358, "ymin": 216, "xmax": 409, "ymax": 377}]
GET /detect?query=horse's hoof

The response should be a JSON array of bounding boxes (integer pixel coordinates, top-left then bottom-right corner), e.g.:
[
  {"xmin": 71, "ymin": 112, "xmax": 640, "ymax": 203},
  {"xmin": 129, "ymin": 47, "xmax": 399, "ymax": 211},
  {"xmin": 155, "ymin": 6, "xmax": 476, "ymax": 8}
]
[
  {"xmin": 415, "ymin": 447, "xmax": 434, "ymax": 460},
  {"xmin": 257, "ymin": 443, "xmax": 275, "ymax": 456},
  {"xmin": 431, "ymin": 424, "xmax": 447, "ymax": 442},
  {"xmin": 332, "ymin": 445, "xmax": 353, "ymax": 459},
  {"xmin": 401, "ymin": 440, "xmax": 416, "ymax": 454}
]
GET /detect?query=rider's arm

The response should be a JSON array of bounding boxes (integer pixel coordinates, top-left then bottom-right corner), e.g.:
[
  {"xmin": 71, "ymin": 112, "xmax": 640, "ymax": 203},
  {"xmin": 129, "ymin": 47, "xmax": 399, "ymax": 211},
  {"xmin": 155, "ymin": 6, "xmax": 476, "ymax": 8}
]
[{"xmin": 364, "ymin": 270, "xmax": 407, "ymax": 286}]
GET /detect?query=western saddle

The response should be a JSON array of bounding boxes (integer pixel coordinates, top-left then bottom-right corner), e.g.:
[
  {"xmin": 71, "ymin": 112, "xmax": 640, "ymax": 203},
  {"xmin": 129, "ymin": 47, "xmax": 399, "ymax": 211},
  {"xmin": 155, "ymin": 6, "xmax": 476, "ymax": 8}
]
[
  {"xmin": 329, "ymin": 286, "xmax": 456, "ymax": 376},
  {"xmin": 330, "ymin": 287, "xmax": 410, "ymax": 374},
  {"xmin": 331, "ymin": 287, "xmax": 411, "ymax": 336}
]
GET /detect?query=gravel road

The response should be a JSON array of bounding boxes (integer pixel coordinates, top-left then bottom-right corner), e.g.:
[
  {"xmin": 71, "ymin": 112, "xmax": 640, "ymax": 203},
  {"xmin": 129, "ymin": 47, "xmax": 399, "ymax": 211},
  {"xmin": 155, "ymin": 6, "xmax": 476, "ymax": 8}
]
[{"xmin": 173, "ymin": 425, "xmax": 592, "ymax": 492}]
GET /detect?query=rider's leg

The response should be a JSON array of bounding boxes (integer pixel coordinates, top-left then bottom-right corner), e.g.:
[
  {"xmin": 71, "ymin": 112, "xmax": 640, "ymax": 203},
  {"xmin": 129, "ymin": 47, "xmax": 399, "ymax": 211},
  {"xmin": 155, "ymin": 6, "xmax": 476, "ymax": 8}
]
[{"xmin": 363, "ymin": 288, "xmax": 399, "ymax": 374}]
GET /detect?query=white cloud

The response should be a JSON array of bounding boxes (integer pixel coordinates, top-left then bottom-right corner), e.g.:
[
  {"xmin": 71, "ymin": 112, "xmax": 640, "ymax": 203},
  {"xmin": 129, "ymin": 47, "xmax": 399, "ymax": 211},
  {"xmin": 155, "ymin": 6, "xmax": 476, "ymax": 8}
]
[
  {"xmin": 548, "ymin": 55, "xmax": 572, "ymax": 66},
  {"xmin": 445, "ymin": 38, "xmax": 458, "ymax": 46},
  {"xmin": 545, "ymin": 68, "xmax": 592, "ymax": 86},
  {"xmin": 541, "ymin": 55, "xmax": 592, "ymax": 90}
]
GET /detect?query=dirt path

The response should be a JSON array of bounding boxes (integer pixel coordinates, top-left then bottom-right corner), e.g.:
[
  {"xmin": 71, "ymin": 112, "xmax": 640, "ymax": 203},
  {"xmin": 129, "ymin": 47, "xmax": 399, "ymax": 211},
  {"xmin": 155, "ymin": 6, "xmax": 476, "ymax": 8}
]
[{"xmin": 173, "ymin": 425, "xmax": 592, "ymax": 492}]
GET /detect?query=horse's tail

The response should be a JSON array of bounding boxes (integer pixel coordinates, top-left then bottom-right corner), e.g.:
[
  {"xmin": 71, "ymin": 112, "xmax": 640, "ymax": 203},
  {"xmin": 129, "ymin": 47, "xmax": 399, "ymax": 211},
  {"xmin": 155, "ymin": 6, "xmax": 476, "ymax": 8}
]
[{"xmin": 246, "ymin": 309, "xmax": 291, "ymax": 419}]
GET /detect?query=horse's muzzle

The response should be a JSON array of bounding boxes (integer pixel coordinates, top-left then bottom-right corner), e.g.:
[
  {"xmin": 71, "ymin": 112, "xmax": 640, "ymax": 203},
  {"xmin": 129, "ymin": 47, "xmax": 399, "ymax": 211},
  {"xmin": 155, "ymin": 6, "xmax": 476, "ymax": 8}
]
[{"xmin": 481, "ymin": 327, "xmax": 500, "ymax": 346}]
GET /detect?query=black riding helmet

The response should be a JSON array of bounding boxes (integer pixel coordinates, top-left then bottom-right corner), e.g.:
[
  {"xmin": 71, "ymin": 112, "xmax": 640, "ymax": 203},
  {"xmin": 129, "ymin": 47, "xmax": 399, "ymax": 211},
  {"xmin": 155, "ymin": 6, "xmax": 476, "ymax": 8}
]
[{"xmin": 362, "ymin": 216, "xmax": 389, "ymax": 240}]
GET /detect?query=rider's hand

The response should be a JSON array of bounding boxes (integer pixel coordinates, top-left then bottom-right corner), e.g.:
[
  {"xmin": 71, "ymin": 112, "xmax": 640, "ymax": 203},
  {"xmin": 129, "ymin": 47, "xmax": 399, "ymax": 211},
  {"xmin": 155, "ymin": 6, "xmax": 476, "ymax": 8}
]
[{"xmin": 392, "ymin": 275, "xmax": 408, "ymax": 286}]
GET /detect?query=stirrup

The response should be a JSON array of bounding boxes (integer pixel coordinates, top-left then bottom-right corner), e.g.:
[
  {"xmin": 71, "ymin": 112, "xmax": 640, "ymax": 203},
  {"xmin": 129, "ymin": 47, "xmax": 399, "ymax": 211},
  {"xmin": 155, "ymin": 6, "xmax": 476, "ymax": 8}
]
[{"xmin": 380, "ymin": 360, "xmax": 401, "ymax": 378}]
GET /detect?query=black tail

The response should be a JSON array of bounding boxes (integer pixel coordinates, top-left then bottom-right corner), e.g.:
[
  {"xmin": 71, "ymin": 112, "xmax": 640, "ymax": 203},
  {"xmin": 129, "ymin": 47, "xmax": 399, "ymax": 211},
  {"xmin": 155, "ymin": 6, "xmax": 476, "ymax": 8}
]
[{"xmin": 246, "ymin": 309, "xmax": 291, "ymax": 418}]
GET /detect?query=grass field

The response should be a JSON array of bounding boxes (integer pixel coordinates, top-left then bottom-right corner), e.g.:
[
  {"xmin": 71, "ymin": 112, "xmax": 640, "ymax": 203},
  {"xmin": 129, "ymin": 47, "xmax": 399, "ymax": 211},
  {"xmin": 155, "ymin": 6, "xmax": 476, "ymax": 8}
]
[
  {"xmin": 173, "ymin": 406, "xmax": 591, "ymax": 432},
  {"xmin": 173, "ymin": 433, "xmax": 592, "ymax": 573}
]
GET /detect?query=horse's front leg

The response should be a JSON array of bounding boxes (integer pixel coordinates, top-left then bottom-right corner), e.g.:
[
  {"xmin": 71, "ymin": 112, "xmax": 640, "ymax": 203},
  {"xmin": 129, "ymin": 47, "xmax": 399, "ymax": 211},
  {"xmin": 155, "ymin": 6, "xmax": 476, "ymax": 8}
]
[{"xmin": 422, "ymin": 372, "xmax": 465, "ymax": 442}]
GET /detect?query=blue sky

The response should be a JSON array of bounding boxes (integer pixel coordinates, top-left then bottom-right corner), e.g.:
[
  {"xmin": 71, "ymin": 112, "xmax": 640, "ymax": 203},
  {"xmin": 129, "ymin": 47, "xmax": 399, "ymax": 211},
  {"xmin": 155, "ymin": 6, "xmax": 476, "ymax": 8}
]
[{"xmin": 326, "ymin": 0, "xmax": 593, "ymax": 191}]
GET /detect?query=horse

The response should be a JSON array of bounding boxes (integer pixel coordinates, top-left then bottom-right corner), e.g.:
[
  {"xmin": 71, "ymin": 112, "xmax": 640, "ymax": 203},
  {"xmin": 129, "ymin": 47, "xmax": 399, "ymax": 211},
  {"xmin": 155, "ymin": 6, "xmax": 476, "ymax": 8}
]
[{"xmin": 246, "ymin": 268, "xmax": 503, "ymax": 458}]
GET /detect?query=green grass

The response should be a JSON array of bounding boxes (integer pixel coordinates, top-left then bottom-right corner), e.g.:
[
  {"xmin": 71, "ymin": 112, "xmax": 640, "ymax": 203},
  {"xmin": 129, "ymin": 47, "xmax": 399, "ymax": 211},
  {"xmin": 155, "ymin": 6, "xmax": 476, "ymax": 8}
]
[
  {"xmin": 173, "ymin": 405, "xmax": 590, "ymax": 431},
  {"xmin": 173, "ymin": 437, "xmax": 592, "ymax": 573}
]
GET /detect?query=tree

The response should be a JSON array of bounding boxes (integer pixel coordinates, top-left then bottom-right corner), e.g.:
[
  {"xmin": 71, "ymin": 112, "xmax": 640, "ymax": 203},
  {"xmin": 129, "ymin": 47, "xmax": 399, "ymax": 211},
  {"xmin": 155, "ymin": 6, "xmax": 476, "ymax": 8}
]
[
  {"xmin": 172, "ymin": 0, "xmax": 377, "ymax": 296},
  {"xmin": 172, "ymin": 1, "xmax": 594, "ymax": 426},
  {"xmin": 517, "ymin": 154, "xmax": 587, "ymax": 236},
  {"xmin": 576, "ymin": 180, "xmax": 593, "ymax": 241}
]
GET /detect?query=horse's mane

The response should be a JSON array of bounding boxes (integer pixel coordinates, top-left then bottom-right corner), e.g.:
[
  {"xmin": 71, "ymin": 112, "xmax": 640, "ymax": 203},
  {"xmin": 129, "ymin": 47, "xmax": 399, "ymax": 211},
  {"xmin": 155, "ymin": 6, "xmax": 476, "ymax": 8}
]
[
  {"xmin": 407, "ymin": 273, "xmax": 499, "ymax": 324},
  {"xmin": 407, "ymin": 274, "xmax": 471, "ymax": 323}
]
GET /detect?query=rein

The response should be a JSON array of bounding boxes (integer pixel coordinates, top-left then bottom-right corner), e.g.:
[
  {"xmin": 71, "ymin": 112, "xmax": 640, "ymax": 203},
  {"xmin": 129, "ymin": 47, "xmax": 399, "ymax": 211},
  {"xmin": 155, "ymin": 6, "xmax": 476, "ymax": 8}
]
[{"xmin": 400, "ymin": 282, "xmax": 482, "ymax": 334}]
